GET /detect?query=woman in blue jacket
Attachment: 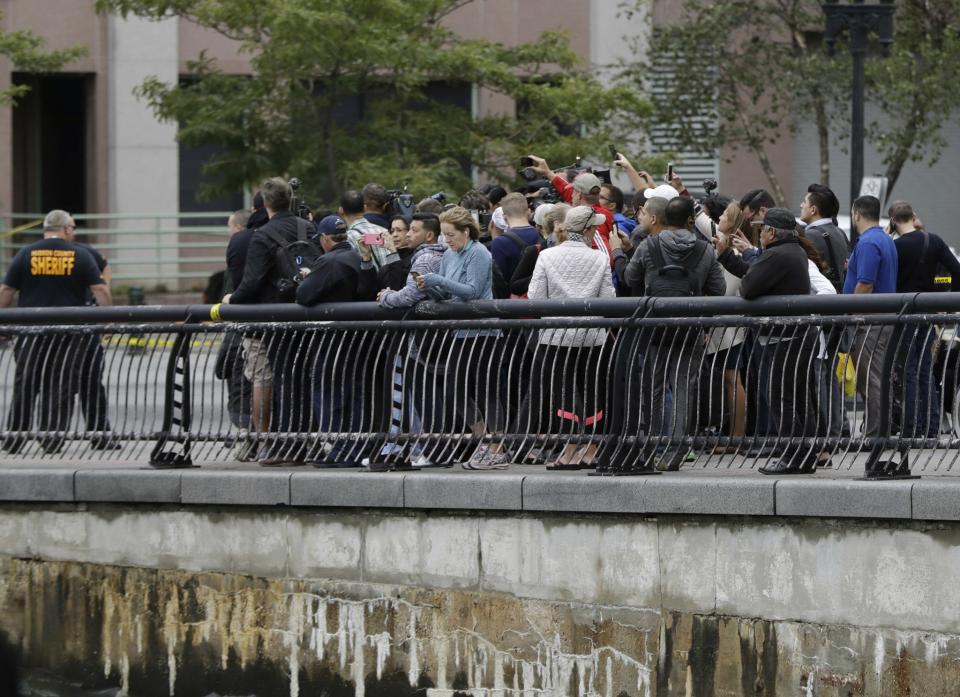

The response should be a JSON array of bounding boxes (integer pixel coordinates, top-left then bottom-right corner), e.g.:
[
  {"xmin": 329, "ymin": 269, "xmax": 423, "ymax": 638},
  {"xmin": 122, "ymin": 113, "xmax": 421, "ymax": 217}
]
[{"xmin": 416, "ymin": 206, "xmax": 507, "ymax": 469}]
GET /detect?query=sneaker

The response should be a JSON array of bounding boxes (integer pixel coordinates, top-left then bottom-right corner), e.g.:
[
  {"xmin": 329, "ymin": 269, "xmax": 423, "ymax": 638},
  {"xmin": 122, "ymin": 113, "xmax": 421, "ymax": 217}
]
[
  {"xmin": 231, "ymin": 439, "xmax": 258, "ymax": 462},
  {"xmin": 462, "ymin": 445, "xmax": 510, "ymax": 470},
  {"xmin": 411, "ymin": 453, "xmax": 452, "ymax": 469}
]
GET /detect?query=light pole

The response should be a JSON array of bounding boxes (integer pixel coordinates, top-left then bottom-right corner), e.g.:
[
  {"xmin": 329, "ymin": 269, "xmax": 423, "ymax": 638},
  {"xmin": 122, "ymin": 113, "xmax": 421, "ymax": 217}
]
[{"xmin": 822, "ymin": 0, "xmax": 895, "ymax": 239}]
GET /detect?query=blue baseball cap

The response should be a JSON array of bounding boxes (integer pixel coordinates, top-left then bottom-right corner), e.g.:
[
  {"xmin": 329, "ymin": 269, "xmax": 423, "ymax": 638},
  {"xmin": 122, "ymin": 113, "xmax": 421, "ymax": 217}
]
[{"xmin": 316, "ymin": 215, "xmax": 347, "ymax": 235}]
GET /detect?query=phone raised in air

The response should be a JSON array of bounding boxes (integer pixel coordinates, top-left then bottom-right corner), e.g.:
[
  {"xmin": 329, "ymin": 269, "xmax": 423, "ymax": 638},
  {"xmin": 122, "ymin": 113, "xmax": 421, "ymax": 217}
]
[
  {"xmin": 608, "ymin": 144, "xmax": 619, "ymax": 161},
  {"xmin": 361, "ymin": 232, "xmax": 385, "ymax": 246},
  {"xmin": 520, "ymin": 156, "xmax": 535, "ymax": 168},
  {"xmin": 665, "ymin": 161, "xmax": 674, "ymax": 183}
]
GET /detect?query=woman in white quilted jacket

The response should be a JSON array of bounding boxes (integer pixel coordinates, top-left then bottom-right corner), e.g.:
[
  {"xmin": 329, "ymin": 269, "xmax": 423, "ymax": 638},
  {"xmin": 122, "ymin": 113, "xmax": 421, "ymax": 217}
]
[{"xmin": 525, "ymin": 205, "xmax": 615, "ymax": 468}]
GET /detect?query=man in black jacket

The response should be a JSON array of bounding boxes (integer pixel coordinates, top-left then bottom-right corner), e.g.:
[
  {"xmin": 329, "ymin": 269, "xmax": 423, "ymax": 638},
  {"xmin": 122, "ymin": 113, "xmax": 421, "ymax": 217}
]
[
  {"xmin": 296, "ymin": 215, "xmax": 366, "ymax": 466},
  {"xmin": 718, "ymin": 207, "xmax": 819, "ymax": 474},
  {"xmin": 800, "ymin": 184, "xmax": 849, "ymax": 292},
  {"xmin": 223, "ymin": 177, "xmax": 305, "ymax": 464},
  {"xmin": 296, "ymin": 215, "xmax": 362, "ymax": 305}
]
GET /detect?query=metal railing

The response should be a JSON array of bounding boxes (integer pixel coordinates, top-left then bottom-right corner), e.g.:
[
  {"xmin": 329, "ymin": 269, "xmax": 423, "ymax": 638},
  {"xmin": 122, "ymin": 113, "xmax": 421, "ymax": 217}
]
[
  {"xmin": 1, "ymin": 294, "xmax": 960, "ymax": 478},
  {"xmin": 0, "ymin": 212, "xmax": 233, "ymax": 286}
]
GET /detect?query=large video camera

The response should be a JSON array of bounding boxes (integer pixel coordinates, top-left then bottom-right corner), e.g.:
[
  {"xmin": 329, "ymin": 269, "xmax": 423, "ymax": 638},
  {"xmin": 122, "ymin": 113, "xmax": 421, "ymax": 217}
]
[
  {"xmin": 385, "ymin": 187, "xmax": 416, "ymax": 219},
  {"xmin": 288, "ymin": 178, "xmax": 312, "ymax": 220}
]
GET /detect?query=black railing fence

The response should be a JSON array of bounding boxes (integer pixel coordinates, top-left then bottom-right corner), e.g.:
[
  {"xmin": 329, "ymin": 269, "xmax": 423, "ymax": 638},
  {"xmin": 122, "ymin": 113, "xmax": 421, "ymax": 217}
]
[{"xmin": 2, "ymin": 294, "xmax": 960, "ymax": 478}]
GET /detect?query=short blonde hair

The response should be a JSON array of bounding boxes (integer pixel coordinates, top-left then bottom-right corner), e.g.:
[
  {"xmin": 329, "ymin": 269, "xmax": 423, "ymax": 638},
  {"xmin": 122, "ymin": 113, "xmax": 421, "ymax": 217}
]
[
  {"xmin": 543, "ymin": 203, "xmax": 570, "ymax": 238},
  {"xmin": 439, "ymin": 206, "xmax": 481, "ymax": 240}
]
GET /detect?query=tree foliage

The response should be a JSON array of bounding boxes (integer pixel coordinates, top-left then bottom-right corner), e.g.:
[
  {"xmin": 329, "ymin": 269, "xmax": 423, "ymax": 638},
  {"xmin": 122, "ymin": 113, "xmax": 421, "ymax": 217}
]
[
  {"xmin": 0, "ymin": 11, "xmax": 86, "ymax": 106},
  {"xmin": 865, "ymin": 0, "xmax": 960, "ymax": 197},
  {"xmin": 623, "ymin": 0, "xmax": 960, "ymax": 204},
  {"xmin": 621, "ymin": 0, "xmax": 848, "ymax": 205},
  {"xmin": 95, "ymin": 0, "xmax": 649, "ymax": 204}
]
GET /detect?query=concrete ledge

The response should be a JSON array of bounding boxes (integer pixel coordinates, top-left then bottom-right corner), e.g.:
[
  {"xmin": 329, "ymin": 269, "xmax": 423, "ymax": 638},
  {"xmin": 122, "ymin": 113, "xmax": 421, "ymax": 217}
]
[
  {"xmin": 0, "ymin": 468, "xmax": 74, "ymax": 502},
  {"xmin": 522, "ymin": 473, "xmax": 649, "ymax": 513},
  {"xmin": 180, "ymin": 470, "xmax": 290, "ymax": 506},
  {"xmin": 775, "ymin": 479, "xmax": 913, "ymax": 519},
  {"xmin": 522, "ymin": 473, "xmax": 775, "ymax": 516},
  {"xmin": 912, "ymin": 479, "xmax": 960, "ymax": 521},
  {"xmin": 75, "ymin": 469, "xmax": 180, "ymax": 503},
  {"xmin": 405, "ymin": 472, "xmax": 522, "ymax": 511},
  {"xmin": 0, "ymin": 466, "xmax": 943, "ymax": 520},
  {"xmin": 291, "ymin": 471, "xmax": 404, "ymax": 508},
  {"xmin": 643, "ymin": 475, "xmax": 776, "ymax": 516}
]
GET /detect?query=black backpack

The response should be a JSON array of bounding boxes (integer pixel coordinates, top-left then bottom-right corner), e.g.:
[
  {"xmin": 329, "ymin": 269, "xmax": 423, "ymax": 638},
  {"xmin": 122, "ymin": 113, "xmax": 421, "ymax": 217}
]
[
  {"xmin": 490, "ymin": 230, "xmax": 527, "ymax": 300},
  {"xmin": 646, "ymin": 236, "xmax": 710, "ymax": 297},
  {"xmin": 263, "ymin": 218, "xmax": 323, "ymax": 301}
]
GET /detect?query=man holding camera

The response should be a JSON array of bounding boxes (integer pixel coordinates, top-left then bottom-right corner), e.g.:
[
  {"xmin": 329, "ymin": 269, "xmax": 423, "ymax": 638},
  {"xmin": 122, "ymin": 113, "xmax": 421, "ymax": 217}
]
[{"xmin": 526, "ymin": 155, "xmax": 615, "ymax": 267}]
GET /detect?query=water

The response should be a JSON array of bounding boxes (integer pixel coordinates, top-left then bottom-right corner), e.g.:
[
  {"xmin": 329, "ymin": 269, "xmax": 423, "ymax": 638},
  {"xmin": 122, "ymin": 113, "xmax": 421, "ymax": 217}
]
[
  {"xmin": 21, "ymin": 672, "xmax": 254, "ymax": 697},
  {"xmin": 20, "ymin": 672, "xmax": 124, "ymax": 697}
]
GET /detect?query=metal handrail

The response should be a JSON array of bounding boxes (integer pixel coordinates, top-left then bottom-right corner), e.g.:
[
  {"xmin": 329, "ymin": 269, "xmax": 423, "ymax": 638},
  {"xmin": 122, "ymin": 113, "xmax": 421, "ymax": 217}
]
[
  {"xmin": 0, "ymin": 292, "xmax": 958, "ymax": 324},
  {"xmin": 0, "ymin": 295, "xmax": 956, "ymax": 477}
]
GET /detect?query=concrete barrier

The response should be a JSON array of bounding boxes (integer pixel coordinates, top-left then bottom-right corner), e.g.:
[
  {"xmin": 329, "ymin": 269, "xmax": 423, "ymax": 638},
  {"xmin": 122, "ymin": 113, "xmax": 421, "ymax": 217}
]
[{"xmin": 1, "ymin": 468, "xmax": 959, "ymax": 696}]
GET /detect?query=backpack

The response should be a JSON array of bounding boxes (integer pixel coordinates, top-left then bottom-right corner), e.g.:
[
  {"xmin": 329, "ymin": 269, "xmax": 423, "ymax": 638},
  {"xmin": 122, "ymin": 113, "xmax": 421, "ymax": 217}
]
[
  {"xmin": 646, "ymin": 236, "xmax": 710, "ymax": 297},
  {"xmin": 263, "ymin": 218, "xmax": 323, "ymax": 302},
  {"xmin": 645, "ymin": 236, "xmax": 710, "ymax": 346},
  {"xmin": 819, "ymin": 228, "xmax": 846, "ymax": 293},
  {"xmin": 492, "ymin": 264, "xmax": 511, "ymax": 300},
  {"xmin": 491, "ymin": 229, "xmax": 534, "ymax": 300}
]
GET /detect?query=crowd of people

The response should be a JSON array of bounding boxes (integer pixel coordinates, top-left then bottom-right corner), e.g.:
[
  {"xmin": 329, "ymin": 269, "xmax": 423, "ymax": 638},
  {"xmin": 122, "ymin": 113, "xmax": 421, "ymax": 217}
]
[
  {"xmin": 0, "ymin": 158, "xmax": 956, "ymax": 472},
  {"xmin": 211, "ymin": 159, "xmax": 960, "ymax": 473}
]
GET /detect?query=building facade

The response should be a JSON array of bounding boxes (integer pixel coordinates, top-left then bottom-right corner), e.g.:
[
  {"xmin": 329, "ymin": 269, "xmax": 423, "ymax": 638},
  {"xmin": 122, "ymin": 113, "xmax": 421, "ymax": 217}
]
[{"xmin": 1, "ymin": 0, "xmax": 958, "ymax": 288}]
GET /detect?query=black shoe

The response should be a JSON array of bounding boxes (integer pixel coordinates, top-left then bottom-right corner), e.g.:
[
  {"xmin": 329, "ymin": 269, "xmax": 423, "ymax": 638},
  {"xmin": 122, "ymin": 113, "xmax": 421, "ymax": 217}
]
[
  {"xmin": 90, "ymin": 435, "xmax": 122, "ymax": 451},
  {"xmin": 40, "ymin": 438, "xmax": 64, "ymax": 455},
  {"xmin": 655, "ymin": 450, "xmax": 685, "ymax": 472},
  {"xmin": 361, "ymin": 452, "xmax": 412, "ymax": 472},
  {"xmin": 2, "ymin": 437, "xmax": 24, "ymax": 454},
  {"xmin": 758, "ymin": 458, "xmax": 809, "ymax": 475}
]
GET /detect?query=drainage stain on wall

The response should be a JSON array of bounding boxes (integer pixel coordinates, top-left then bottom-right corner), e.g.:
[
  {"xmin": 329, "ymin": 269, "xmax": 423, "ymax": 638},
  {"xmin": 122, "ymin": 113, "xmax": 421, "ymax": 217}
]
[
  {"xmin": 1, "ymin": 558, "xmax": 660, "ymax": 697},
  {"xmin": 5, "ymin": 559, "xmax": 960, "ymax": 696}
]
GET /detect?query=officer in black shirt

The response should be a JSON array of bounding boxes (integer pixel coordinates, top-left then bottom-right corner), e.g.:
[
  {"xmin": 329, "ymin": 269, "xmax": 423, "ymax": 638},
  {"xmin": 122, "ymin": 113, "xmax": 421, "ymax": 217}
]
[
  {"xmin": 64, "ymin": 225, "xmax": 121, "ymax": 449},
  {"xmin": 0, "ymin": 210, "xmax": 110, "ymax": 453}
]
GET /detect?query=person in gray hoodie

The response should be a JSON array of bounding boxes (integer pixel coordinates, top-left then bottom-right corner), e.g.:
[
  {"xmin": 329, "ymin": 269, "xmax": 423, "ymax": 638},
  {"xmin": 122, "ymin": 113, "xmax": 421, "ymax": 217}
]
[
  {"xmin": 365, "ymin": 213, "xmax": 447, "ymax": 470},
  {"xmin": 625, "ymin": 196, "xmax": 726, "ymax": 471}
]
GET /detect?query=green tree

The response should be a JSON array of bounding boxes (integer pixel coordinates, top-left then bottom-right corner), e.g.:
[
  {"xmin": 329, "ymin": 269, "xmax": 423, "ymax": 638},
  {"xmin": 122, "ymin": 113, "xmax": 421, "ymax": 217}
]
[
  {"xmin": 0, "ymin": 11, "xmax": 86, "ymax": 106},
  {"xmin": 95, "ymin": 0, "xmax": 649, "ymax": 204},
  {"xmin": 865, "ymin": 0, "xmax": 960, "ymax": 199},
  {"xmin": 620, "ymin": 0, "xmax": 848, "ymax": 206}
]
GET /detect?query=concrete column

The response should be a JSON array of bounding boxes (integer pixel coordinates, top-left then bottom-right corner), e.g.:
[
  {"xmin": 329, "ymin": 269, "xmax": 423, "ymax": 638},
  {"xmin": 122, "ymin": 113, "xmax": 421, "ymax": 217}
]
[
  {"xmin": 589, "ymin": 0, "xmax": 650, "ymax": 192},
  {"xmin": 107, "ymin": 13, "xmax": 179, "ymax": 288}
]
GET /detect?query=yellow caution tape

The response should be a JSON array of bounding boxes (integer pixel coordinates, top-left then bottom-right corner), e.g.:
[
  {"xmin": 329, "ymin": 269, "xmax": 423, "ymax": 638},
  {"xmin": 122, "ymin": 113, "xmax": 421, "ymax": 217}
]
[
  {"xmin": 210, "ymin": 303, "xmax": 222, "ymax": 322},
  {"xmin": 104, "ymin": 336, "xmax": 219, "ymax": 349},
  {"xmin": 0, "ymin": 219, "xmax": 43, "ymax": 238}
]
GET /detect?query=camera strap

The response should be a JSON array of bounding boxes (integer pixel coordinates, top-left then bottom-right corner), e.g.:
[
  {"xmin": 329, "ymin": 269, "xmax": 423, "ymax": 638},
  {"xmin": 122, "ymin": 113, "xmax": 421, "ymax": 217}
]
[{"xmin": 502, "ymin": 229, "xmax": 531, "ymax": 253}]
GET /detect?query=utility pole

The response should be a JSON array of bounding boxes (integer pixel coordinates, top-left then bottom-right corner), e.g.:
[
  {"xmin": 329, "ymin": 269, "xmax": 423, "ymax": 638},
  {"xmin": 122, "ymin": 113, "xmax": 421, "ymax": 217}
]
[{"xmin": 822, "ymin": 0, "xmax": 895, "ymax": 243}]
